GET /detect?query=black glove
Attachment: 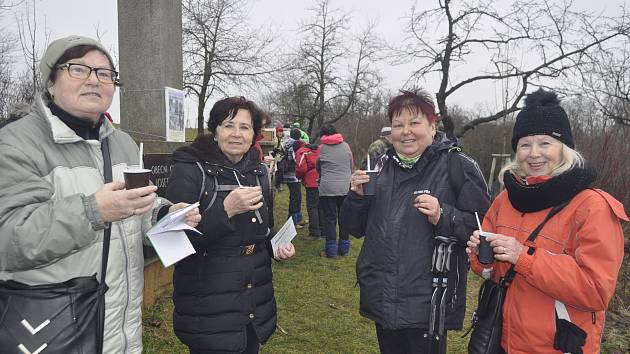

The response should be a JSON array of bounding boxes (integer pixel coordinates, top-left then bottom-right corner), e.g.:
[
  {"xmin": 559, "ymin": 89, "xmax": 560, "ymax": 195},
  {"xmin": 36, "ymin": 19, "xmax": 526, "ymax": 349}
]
[{"xmin": 553, "ymin": 318, "xmax": 587, "ymax": 354}]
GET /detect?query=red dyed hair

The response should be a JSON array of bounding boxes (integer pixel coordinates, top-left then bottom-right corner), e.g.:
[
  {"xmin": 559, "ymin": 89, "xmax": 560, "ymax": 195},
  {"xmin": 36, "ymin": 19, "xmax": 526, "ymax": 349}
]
[{"xmin": 387, "ymin": 89, "xmax": 440, "ymax": 123}]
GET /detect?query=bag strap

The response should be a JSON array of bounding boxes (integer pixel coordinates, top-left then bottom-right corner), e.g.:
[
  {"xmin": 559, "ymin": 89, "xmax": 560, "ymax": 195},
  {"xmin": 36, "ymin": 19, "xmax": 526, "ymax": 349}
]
[
  {"xmin": 502, "ymin": 201, "xmax": 569, "ymax": 284},
  {"xmin": 447, "ymin": 146, "xmax": 464, "ymax": 197},
  {"xmin": 195, "ymin": 161, "xmax": 207, "ymax": 201},
  {"xmin": 100, "ymin": 138, "xmax": 113, "ymax": 287}
]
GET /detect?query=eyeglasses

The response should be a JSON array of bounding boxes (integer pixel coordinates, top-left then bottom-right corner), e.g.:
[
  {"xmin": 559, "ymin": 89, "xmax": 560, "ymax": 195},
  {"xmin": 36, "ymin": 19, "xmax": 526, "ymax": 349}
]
[{"xmin": 56, "ymin": 63, "xmax": 119, "ymax": 84}]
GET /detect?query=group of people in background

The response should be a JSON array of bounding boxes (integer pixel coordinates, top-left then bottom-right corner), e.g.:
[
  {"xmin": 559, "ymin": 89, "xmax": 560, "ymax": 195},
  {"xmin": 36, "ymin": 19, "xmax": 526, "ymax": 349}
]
[
  {"xmin": 0, "ymin": 34, "xmax": 627, "ymax": 354},
  {"xmin": 271, "ymin": 120, "xmax": 355, "ymax": 258}
]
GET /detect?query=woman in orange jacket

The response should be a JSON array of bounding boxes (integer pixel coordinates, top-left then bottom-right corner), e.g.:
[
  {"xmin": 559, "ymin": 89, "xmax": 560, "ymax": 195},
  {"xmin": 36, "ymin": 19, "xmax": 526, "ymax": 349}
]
[{"xmin": 467, "ymin": 89, "xmax": 627, "ymax": 354}]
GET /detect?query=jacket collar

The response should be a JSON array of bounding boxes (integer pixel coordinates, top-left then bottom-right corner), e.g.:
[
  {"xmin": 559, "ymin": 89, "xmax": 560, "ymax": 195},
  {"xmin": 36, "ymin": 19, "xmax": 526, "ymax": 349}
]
[
  {"xmin": 383, "ymin": 133, "xmax": 456, "ymax": 184},
  {"xmin": 320, "ymin": 133, "xmax": 344, "ymax": 145},
  {"xmin": 33, "ymin": 93, "xmax": 114, "ymax": 144},
  {"xmin": 173, "ymin": 134, "xmax": 261, "ymax": 173}
]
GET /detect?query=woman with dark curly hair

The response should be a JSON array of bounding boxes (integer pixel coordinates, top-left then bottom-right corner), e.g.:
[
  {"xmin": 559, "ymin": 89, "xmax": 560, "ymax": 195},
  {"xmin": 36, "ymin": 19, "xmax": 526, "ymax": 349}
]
[{"xmin": 165, "ymin": 96, "xmax": 295, "ymax": 354}]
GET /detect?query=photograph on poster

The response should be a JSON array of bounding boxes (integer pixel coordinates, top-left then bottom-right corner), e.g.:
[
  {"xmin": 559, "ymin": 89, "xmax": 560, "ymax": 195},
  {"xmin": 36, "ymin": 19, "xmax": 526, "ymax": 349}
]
[{"xmin": 165, "ymin": 87, "xmax": 185, "ymax": 142}]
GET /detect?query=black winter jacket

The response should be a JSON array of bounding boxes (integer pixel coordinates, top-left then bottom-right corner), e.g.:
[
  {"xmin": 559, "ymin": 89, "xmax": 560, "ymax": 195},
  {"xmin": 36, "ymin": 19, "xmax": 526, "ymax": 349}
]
[
  {"xmin": 165, "ymin": 134, "xmax": 277, "ymax": 352},
  {"xmin": 340, "ymin": 136, "xmax": 490, "ymax": 330}
]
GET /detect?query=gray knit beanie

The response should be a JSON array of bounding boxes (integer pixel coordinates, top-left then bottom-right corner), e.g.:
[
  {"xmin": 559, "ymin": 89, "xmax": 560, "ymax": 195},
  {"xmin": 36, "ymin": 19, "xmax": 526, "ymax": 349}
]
[{"xmin": 39, "ymin": 35, "xmax": 114, "ymax": 88}]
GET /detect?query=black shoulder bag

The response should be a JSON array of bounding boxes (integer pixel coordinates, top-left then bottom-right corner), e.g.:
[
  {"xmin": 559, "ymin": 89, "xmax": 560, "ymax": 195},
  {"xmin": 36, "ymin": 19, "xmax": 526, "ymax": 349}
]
[
  {"xmin": 467, "ymin": 202, "xmax": 568, "ymax": 354},
  {"xmin": 0, "ymin": 138, "xmax": 113, "ymax": 354}
]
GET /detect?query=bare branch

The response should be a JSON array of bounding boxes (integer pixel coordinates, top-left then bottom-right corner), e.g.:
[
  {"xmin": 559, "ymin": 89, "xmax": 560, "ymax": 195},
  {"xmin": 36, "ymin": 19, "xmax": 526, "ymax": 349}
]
[
  {"xmin": 182, "ymin": 0, "xmax": 285, "ymax": 135},
  {"xmin": 395, "ymin": 0, "xmax": 630, "ymax": 138}
]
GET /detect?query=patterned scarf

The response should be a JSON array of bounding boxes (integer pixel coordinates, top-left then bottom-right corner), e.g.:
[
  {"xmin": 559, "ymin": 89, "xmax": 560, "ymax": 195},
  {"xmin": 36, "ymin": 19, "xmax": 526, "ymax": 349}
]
[{"xmin": 393, "ymin": 152, "xmax": 422, "ymax": 169}]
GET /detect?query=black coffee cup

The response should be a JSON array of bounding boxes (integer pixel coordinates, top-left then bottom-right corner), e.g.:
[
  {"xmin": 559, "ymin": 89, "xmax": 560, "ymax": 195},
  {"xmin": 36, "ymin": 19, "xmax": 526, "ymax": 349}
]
[
  {"xmin": 124, "ymin": 166, "xmax": 151, "ymax": 189},
  {"xmin": 478, "ymin": 231, "xmax": 496, "ymax": 264},
  {"xmin": 362, "ymin": 171, "xmax": 378, "ymax": 196}
]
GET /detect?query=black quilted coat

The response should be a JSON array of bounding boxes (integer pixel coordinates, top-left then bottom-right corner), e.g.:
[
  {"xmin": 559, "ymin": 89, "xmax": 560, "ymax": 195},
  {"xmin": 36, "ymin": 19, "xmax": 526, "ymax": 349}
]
[{"xmin": 165, "ymin": 134, "xmax": 276, "ymax": 353}]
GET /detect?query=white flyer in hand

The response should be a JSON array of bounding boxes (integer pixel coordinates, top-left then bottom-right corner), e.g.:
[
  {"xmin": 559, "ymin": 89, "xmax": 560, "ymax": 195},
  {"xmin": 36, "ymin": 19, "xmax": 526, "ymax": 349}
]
[
  {"xmin": 147, "ymin": 202, "xmax": 201, "ymax": 267},
  {"xmin": 271, "ymin": 217, "xmax": 297, "ymax": 256}
]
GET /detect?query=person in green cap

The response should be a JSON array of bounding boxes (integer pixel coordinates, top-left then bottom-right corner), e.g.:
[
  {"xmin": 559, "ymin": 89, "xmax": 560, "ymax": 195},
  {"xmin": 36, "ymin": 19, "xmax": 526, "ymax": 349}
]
[{"xmin": 292, "ymin": 121, "xmax": 310, "ymax": 143}]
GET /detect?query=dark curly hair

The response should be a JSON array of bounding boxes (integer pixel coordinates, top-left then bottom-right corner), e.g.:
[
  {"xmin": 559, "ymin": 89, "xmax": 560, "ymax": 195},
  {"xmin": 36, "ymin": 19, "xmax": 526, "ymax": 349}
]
[{"xmin": 206, "ymin": 96, "xmax": 263, "ymax": 144}]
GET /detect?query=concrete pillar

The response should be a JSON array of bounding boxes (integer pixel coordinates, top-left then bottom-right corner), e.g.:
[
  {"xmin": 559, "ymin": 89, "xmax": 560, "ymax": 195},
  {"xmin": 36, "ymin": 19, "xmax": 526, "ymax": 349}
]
[{"xmin": 117, "ymin": 0, "xmax": 183, "ymax": 141}]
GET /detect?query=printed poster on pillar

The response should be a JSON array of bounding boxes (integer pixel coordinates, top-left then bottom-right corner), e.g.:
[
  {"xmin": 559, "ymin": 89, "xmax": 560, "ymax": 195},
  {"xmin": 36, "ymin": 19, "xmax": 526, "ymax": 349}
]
[{"xmin": 165, "ymin": 86, "xmax": 185, "ymax": 142}]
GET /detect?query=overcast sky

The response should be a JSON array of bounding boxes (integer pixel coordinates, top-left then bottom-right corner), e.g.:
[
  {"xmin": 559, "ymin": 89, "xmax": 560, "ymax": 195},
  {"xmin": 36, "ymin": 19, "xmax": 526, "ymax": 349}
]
[{"xmin": 1, "ymin": 0, "xmax": 626, "ymax": 124}]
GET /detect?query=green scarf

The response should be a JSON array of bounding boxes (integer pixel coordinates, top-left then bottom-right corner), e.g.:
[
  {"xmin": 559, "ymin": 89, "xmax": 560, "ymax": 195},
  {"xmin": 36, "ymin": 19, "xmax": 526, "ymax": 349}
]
[{"xmin": 395, "ymin": 152, "xmax": 421, "ymax": 168}]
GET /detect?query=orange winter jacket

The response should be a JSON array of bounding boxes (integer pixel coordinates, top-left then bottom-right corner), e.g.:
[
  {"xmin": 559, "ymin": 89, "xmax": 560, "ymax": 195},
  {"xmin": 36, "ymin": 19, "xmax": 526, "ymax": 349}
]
[{"xmin": 471, "ymin": 188, "xmax": 627, "ymax": 354}]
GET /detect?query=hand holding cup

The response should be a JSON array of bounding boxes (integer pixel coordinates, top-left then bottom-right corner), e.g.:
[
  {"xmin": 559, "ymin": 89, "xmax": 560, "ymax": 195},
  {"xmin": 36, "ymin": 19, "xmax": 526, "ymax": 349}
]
[
  {"xmin": 469, "ymin": 211, "xmax": 495, "ymax": 264},
  {"xmin": 467, "ymin": 230, "xmax": 494, "ymax": 264},
  {"xmin": 488, "ymin": 233, "xmax": 524, "ymax": 265},
  {"xmin": 124, "ymin": 165, "xmax": 152, "ymax": 189},
  {"xmin": 95, "ymin": 181, "xmax": 157, "ymax": 222},
  {"xmin": 350, "ymin": 170, "xmax": 370, "ymax": 196},
  {"xmin": 477, "ymin": 231, "xmax": 497, "ymax": 264},
  {"xmin": 224, "ymin": 186, "xmax": 264, "ymax": 217}
]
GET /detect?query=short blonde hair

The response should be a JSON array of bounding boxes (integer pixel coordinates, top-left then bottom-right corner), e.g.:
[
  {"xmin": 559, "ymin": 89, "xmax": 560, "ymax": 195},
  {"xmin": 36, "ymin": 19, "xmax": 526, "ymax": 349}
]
[{"xmin": 498, "ymin": 143, "xmax": 585, "ymax": 184}]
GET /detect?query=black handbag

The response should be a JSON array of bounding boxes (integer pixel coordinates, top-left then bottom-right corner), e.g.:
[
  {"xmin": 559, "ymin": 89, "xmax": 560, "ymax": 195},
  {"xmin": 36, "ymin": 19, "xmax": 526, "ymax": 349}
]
[
  {"xmin": 467, "ymin": 277, "xmax": 507, "ymax": 354},
  {"xmin": 0, "ymin": 138, "xmax": 113, "ymax": 354},
  {"xmin": 468, "ymin": 202, "xmax": 568, "ymax": 354}
]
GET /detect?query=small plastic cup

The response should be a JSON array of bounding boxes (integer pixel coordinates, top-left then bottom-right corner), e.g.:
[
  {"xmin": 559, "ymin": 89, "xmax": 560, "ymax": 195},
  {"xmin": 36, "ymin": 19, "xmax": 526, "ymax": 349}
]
[
  {"xmin": 362, "ymin": 171, "xmax": 378, "ymax": 196},
  {"xmin": 478, "ymin": 231, "xmax": 497, "ymax": 264},
  {"xmin": 124, "ymin": 165, "xmax": 151, "ymax": 189}
]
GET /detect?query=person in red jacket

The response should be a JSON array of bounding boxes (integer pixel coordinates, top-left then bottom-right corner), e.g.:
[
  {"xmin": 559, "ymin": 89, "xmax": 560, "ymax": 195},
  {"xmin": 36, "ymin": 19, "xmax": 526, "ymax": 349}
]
[
  {"xmin": 253, "ymin": 111, "xmax": 272, "ymax": 162},
  {"xmin": 467, "ymin": 89, "xmax": 627, "ymax": 354},
  {"xmin": 296, "ymin": 142, "xmax": 322, "ymax": 240}
]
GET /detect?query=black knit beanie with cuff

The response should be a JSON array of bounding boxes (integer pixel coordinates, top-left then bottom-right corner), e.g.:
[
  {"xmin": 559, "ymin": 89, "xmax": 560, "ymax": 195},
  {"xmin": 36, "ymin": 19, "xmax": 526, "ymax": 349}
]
[{"xmin": 511, "ymin": 89, "xmax": 574, "ymax": 151}]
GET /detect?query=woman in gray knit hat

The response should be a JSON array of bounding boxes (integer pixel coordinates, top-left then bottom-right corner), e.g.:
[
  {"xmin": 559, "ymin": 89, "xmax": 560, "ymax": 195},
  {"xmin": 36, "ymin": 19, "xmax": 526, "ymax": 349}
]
[{"xmin": 0, "ymin": 35, "xmax": 200, "ymax": 353}]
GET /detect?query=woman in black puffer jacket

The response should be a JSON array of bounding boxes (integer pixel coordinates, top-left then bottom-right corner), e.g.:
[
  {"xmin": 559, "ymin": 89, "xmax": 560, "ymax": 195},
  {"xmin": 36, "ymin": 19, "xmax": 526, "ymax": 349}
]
[{"xmin": 165, "ymin": 96, "xmax": 295, "ymax": 354}]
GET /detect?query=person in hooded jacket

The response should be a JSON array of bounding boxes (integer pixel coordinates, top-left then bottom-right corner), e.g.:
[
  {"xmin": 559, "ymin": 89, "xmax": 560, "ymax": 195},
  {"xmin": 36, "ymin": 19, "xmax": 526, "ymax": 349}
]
[
  {"xmin": 165, "ymin": 96, "xmax": 295, "ymax": 354},
  {"xmin": 317, "ymin": 124, "xmax": 354, "ymax": 257},
  {"xmin": 296, "ymin": 141, "xmax": 322, "ymax": 240},
  {"xmin": 467, "ymin": 89, "xmax": 628, "ymax": 354},
  {"xmin": 291, "ymin": 121, "xmax": 310, "ymax": 143},
  {"xmin": 340, "ymin": 89, "xmax": 490, "ymax": 354}
]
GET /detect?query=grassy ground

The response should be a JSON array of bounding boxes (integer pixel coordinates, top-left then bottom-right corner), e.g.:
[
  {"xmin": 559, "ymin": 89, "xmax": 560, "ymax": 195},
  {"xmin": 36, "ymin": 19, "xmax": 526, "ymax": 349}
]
[{"xmin": 143, "ymin": 187, "xmax": 628, "ymax": 353}]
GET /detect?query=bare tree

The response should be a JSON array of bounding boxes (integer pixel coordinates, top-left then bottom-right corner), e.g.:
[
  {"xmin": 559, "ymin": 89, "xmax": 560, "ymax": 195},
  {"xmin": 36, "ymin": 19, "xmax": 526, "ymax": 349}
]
[
  {"xmin": 0, "ymin": 56, "xmax": 15, "ymax": 119},
  {"xmin": 396, "ymin": 0, "xmax": 629, "ymax": 138},
  {"xmin": 182, "ymin": 0, "xmax": 282, "ymax": 135},
  {"xmin": 267, "ymin": 0, "xmax": 383, "ymax": 137},
  {"xmin": 567, "ymin": 40, "xmax": 630, "ymax": 127},
  {"xmin": 0, "ymin": 0, "xmax": 18, "ymax": 118},
  {"xmin": 15, "ymin": 0, "xmax": 48, "ymax": 97},
  {"xmin": 336, "ymin": 88, "xmax": 388, "ymax": 163}
]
